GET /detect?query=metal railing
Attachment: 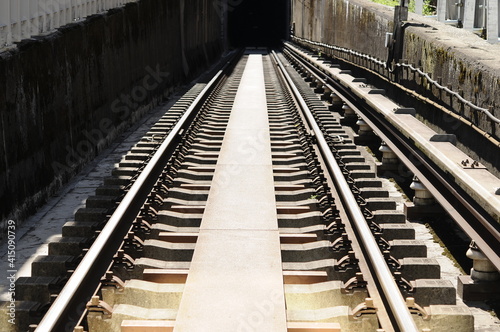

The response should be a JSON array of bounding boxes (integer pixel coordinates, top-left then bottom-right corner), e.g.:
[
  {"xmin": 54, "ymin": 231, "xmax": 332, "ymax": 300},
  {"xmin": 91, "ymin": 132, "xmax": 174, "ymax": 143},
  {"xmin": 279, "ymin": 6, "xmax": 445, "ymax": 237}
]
[
  {"xmin": 416, "ymin": 0, "xmax": 499, "ymax": 42},
  {"xmin": 292, "ymin": 36, "xmax": 500, "ymax": 125},
  {"xmin": 0, "ymin": 0, "xmax": 137, "ymax": 49}
]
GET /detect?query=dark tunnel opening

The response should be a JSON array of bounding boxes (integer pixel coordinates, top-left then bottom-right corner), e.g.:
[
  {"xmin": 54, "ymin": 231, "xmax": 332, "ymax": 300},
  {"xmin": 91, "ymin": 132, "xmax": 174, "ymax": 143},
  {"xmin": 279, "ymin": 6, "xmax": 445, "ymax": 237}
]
[{"xmin": 228, "ymin": 0, "xmax": 290, "ymax": 48}]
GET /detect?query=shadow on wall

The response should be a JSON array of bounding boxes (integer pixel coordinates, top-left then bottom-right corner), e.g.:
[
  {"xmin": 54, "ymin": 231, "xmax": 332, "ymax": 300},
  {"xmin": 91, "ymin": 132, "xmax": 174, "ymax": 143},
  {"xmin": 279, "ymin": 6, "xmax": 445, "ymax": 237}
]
[{"xmin": 0, "ymin": 0, "xmax": 223, "ymax": 232}]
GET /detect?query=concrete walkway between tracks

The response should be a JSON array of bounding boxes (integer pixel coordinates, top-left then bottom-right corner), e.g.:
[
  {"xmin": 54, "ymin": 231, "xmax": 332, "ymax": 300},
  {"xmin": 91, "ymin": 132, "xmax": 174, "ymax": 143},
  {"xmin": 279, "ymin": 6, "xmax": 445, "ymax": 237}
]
[{"xmin": 174, "ymin": 53, "xmax": 288, "ymax": 331}]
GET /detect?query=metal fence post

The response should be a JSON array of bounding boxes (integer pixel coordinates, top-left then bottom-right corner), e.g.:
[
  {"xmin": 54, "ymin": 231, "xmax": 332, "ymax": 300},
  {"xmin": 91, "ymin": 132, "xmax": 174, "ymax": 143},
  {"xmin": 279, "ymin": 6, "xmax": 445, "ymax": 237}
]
[
  {"xmin": 20, "ymin": 1, "xmax": 30, "ymax": 39},
  {"xmin": 0, "ymin": 0, "xmax": 12, "ymax": 46},
  {"xmin": 29, "ymin": 0, "xmax": 39, "ymax": 36},
  {"xmin": 437, "ymin": 0, "xmax": 448, "ymax": 21},
  {"xmin": 10, "ymin": 0, "xmax": 20, "ymax": 42},
  {"xmin": 463, "ymin": 0, "xmax": 476, "ymax": 29},
  {"xmin": 487, "ymin": 0, "xmax": 499, "ymax": 42},
  {"xmin": 415, "ymin": 0, "xmax": 423, "ymax": 15}
]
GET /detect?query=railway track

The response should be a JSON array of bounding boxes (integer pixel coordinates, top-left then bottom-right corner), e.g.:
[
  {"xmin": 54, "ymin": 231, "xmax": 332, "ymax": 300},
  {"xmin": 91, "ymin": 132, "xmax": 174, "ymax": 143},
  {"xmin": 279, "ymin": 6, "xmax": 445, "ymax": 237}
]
[{"xmin": 3, "ymin": 48, "xmax": 491, "ymax": 332}]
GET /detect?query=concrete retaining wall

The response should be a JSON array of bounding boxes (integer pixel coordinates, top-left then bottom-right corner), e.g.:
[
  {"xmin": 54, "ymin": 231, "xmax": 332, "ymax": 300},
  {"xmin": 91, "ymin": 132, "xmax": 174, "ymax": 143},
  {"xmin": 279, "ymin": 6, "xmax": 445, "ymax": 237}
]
[
  {"xmin": 0, "ymin": 0, "xmax": 223, "ymax": 227},
  {"xmin": 292, "ymin": 0, "xmax": 500, "ymax": 169},
  {"xmin": 292, "ymin": 0, "xmax": 395, "ymax": 60}
]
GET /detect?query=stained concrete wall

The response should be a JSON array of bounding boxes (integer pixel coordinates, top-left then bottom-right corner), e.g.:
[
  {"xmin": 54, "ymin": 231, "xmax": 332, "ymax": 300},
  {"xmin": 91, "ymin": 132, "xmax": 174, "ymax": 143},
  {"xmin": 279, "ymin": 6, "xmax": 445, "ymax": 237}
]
[
  {"xmin": 0, "ymin": 0, "xmax": 223, "ymax": 228},
  {"xmin": 292, "ymin": 0, "xmax": 500, "ymax": 169},
  {"xmin": 292, "ymin": 0, "xmax": 394, "ymax": 60}
]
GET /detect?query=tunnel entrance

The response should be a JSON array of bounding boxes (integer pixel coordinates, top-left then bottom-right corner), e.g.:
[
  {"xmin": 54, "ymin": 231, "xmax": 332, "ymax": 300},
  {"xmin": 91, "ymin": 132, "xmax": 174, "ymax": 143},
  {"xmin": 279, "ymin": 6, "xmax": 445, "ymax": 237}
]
[{"xmin": 228, "ymin": 0, "xmax": 289, "ymax": 48}]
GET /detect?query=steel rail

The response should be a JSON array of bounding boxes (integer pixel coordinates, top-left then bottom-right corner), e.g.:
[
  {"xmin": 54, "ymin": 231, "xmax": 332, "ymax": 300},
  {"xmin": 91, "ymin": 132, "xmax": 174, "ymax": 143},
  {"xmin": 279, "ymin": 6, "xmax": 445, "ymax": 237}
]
[
  {"xmin": 35, "ymin": 58, "xmax": 235, "ymax": 332},
  {"xmin": 272, "ymin": 50, "xmax": 420, "ymax": 332},
  {"xmin": 266, "ymin": 52, "xmax": 395, "ymax": 332},
  {"xmin": 283, "ymin": 44, "xmax": 500, "ymax": 272}
]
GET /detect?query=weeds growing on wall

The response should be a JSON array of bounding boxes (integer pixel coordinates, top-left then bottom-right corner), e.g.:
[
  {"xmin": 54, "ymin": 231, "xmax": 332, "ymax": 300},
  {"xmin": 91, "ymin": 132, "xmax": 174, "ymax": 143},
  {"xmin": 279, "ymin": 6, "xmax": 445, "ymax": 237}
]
[
  {"xmin": 422, "ymin": 0, "xmax": 437, "ymax": 15},
  {"xmin": 370, "ymin": 0, "xmax": 436, "ymax": 15}
]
